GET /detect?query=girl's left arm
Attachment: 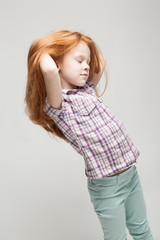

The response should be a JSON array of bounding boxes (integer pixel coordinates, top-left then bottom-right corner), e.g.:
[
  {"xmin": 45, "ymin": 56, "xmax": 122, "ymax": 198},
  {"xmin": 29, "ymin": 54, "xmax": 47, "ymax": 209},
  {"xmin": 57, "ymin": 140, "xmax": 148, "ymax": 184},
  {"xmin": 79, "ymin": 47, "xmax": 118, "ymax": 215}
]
[{"xmin": 91, "ymin": 52, "xmax": 106, "ymax": 88}]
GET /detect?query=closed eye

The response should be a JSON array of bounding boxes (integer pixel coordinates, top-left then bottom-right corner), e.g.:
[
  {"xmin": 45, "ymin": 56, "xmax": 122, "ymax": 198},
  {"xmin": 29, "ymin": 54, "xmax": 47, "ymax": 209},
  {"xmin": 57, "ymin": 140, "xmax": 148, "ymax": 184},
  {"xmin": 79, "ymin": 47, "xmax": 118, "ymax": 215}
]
[
  {"xmin": 76, "ymin": 59, "xmax": 90, "ymax": 66},
  {"xmin": 77, "ymin": 60, "xmax": 82, "ymax": 63}
]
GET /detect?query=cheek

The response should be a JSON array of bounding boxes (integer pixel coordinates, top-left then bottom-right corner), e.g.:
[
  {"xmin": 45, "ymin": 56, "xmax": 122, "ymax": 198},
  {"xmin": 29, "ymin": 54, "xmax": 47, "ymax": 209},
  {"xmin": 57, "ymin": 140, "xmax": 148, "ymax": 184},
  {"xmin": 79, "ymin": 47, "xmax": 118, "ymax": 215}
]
[
  {"xmin": 62, "ymin": 61, "xmax": 81, "ymax": 77},
  {"xmin": 62, "ymin": 63, "xmax": 72, "ymax": 74},
  {"xmin": 70, "ymin": 63, "xmax": 81, "ymax": 74},
  {"xmin": 64, "ymin": 61, "xmax": 75, "ymax": 70}
]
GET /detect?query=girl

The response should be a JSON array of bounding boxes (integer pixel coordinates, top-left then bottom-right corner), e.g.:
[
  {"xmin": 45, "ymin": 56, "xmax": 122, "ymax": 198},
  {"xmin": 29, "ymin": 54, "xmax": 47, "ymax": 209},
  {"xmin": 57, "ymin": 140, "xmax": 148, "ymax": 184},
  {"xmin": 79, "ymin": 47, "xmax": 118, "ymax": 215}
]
[{"xmin": 24, "ymin": 30, "xmax": 154, "ymax": 240}]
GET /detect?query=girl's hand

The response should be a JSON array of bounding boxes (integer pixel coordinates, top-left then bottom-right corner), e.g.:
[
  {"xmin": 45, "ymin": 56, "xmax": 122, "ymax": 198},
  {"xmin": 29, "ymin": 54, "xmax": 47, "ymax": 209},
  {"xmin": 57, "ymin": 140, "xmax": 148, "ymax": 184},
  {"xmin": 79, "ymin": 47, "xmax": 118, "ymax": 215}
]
[
  {"xmin": 91, "ymin": 52, "xmax": 106, "ymax": 88},
  {"xmin": 40, "ymin": 54, "xmax": 59, "ymax": 74},
  {"xmin": 39, "ymin": 54, "xmax": 62, "ymax": 110}
]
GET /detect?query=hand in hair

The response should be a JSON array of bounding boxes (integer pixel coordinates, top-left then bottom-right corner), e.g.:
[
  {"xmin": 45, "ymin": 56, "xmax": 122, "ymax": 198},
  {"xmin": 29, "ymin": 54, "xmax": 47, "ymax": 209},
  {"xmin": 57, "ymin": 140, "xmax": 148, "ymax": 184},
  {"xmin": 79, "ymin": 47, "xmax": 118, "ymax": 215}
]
[
  {"xmin": 91, "ymin": 52, "xmax": 106, "ymax": 88},
  {"xmin": 40, "ymin": 54, "xmax": 59, "ymax": 74}
]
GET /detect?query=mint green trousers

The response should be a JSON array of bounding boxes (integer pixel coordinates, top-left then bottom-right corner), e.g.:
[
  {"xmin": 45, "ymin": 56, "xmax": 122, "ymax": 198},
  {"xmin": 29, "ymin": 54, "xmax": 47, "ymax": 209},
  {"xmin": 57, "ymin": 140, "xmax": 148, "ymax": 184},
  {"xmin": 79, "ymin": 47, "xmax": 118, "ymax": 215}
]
[{"xmin": 87, "ymin": 165, "xmax": 154, "ymax": 240}]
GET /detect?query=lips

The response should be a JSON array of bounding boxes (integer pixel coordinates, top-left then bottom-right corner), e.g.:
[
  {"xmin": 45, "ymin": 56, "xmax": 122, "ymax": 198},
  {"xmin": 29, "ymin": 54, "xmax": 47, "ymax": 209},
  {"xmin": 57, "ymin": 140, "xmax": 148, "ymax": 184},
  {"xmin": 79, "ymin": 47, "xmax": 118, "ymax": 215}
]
[{"xmin": 80, "ymin": 74, "xmax": 88, "ymax": 77}]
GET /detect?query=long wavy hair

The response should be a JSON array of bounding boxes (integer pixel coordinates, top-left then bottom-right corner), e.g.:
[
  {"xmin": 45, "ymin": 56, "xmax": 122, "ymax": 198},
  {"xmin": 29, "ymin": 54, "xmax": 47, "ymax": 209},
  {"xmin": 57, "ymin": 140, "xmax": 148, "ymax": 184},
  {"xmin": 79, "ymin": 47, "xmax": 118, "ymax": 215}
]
[{"xmin": 24, "ymin": 29, "xmax": 108, "ymax": 142}]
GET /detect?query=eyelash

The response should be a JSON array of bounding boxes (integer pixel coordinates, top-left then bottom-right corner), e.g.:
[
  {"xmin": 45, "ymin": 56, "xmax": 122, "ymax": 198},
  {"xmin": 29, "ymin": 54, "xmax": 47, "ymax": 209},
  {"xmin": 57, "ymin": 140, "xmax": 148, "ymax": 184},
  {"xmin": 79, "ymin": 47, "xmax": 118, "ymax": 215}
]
[{"xmin": 77, "ymin": 59, "xmax": 90, "ymax": 65}]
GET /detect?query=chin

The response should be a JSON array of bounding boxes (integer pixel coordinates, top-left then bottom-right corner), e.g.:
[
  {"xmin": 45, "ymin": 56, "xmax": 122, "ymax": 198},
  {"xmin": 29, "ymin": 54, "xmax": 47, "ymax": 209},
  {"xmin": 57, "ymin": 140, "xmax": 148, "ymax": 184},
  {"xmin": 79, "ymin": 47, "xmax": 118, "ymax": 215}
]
[{"xmin": 79, "ymin": 82, "xmax": 86, "ymax": 87}]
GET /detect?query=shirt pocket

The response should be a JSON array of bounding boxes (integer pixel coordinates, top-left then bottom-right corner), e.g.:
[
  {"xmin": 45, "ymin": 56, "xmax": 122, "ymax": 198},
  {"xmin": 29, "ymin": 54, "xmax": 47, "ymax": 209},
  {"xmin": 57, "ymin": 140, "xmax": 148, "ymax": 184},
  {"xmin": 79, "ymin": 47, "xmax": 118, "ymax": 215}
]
[{"xmin": 70, "ymin": 97, "xmax": 101, "ymax": 134}]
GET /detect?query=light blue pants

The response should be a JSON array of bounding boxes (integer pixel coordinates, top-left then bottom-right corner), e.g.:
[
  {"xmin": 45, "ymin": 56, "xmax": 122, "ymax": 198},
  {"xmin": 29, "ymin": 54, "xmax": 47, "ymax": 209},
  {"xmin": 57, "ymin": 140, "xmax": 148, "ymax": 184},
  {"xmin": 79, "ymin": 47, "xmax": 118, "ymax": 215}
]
[{"xmin": 87, "ymin": 165, "xmax": 154, "ymax": 240}]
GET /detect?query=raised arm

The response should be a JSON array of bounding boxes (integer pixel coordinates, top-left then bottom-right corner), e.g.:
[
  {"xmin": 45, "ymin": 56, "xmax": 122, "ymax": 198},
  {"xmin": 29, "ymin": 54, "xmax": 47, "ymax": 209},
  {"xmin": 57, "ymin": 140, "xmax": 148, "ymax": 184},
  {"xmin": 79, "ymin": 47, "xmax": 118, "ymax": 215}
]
[
  {"xmin": 40, "ymin": 54, "xmax": 62, "ymax": 109},
  {"xmin": 91, "ymin": 52, "xmax": 106, "ymax": 88}
]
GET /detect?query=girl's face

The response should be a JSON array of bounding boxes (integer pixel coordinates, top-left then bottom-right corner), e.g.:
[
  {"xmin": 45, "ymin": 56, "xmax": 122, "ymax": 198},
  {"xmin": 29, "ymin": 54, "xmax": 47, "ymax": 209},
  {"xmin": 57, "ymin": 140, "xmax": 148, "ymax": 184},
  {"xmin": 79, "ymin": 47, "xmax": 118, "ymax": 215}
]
[{"xmin": 58, "ymin": 41, "xmax": 91, "ymax": 90}]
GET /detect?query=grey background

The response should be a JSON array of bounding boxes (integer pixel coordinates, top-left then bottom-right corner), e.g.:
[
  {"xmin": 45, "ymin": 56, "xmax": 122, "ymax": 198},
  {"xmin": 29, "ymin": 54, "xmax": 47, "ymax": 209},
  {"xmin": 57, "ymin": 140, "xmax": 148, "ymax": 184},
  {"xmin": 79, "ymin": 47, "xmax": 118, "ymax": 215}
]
[{"xmin": 0, "ymin": 0, "xmax": 159, "ymax": 239}]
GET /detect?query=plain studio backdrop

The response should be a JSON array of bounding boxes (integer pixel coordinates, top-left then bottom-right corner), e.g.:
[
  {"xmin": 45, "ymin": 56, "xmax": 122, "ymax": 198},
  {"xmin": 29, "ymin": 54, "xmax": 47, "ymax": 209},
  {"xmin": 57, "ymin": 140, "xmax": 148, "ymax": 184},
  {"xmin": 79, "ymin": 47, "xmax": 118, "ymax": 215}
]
[{"xmin": 0, "ymin": 0, "xmax": 159, "ymax": 239}]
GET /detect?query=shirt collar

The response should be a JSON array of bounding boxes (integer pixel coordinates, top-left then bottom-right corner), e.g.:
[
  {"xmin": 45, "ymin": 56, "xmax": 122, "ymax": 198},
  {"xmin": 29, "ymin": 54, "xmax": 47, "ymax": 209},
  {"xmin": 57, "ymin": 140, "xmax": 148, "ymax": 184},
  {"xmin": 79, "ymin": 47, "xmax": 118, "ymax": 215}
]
[
  {"xmin": 61, "ymin": 81, "xmax": 92, "ymax": 103},
  {"xmin": 61, "ymin": 80, "xmax": 89, "ymax": 95}
]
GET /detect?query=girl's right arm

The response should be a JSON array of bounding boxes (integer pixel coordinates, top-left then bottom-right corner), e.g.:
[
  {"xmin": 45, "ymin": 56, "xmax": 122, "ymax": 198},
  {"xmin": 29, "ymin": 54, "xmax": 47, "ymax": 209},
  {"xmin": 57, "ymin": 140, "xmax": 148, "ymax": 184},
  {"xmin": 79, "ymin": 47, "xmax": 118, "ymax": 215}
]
[{"xmin": 40, "ymin": 54, "xmax": 62, "ymax": 109}]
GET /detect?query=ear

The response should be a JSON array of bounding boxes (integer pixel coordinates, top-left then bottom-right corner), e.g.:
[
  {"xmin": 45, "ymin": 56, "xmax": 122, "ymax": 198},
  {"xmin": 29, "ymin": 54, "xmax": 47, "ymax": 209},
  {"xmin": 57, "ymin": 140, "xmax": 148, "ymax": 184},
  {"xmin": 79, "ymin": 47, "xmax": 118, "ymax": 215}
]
[
  {"xmin": 56, "ymin": 58, "xmax": 63, "ymax": 72},
  {"xmin": 57, "ymin": 65, "xmax": 61, "ymax": 72}
]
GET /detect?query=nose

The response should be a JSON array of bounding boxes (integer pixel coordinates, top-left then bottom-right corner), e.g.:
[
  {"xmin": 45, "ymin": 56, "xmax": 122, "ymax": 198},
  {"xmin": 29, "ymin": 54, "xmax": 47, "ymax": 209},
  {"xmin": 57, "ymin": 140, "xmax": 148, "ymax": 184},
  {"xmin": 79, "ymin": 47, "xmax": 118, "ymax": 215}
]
[{"xmin": 83, "ymin": 62, "xmax": 90, "ymax": 71}]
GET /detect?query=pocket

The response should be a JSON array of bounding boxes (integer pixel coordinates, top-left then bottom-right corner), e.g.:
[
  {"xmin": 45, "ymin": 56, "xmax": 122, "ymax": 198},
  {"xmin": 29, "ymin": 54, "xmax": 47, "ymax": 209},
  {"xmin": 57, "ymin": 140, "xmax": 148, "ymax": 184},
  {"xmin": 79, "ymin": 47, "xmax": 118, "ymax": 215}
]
[
  {"xmin": 71, "ymin": 97, "xmax": 100, "ymax": 133},
  {"xmin": 71, "ymin": 97, "xmax": 96, "ymax": 115}
]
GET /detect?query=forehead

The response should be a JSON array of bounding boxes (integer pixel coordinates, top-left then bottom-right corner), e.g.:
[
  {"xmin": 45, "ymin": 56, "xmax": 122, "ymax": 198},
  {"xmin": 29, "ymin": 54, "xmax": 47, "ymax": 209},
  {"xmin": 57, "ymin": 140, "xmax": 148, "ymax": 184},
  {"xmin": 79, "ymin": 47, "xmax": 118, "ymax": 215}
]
[{"xmin": 67, "ymin": 41, "xmax": 90, "ymax": 57}]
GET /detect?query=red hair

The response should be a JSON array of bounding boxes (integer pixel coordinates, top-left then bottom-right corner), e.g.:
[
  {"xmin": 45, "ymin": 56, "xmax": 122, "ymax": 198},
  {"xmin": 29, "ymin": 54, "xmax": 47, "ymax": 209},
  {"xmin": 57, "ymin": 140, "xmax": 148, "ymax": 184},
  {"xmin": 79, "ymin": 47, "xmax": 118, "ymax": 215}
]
[{"xmin": 24, "ymin": 30, "xmax": 108, "ymax": 141}]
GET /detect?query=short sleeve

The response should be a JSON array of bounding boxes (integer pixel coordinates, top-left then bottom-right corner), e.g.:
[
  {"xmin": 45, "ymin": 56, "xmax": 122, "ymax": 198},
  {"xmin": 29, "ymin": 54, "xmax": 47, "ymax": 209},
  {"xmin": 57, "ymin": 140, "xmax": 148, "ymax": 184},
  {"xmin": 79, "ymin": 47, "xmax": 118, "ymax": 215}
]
[
  {"xmin": 43, "ymin": 96, "xmax": 64, "ymax": 120},
  {"xmin": 43, "ymin": 96, "xmax": 83, "ymax": 156}
]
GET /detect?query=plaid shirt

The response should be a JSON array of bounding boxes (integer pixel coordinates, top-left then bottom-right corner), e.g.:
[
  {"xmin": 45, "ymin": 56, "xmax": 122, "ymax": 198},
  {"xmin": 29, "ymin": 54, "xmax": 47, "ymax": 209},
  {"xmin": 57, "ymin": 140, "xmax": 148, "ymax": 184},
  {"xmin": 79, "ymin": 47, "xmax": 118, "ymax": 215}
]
[{"xmin": 43, "ymin": 79, "xmax": 140, "ymax": 179}]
